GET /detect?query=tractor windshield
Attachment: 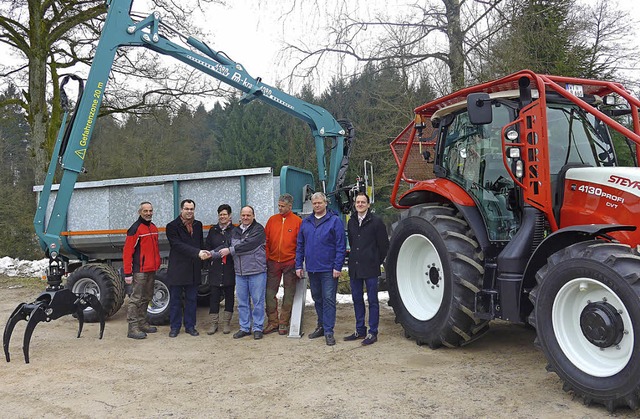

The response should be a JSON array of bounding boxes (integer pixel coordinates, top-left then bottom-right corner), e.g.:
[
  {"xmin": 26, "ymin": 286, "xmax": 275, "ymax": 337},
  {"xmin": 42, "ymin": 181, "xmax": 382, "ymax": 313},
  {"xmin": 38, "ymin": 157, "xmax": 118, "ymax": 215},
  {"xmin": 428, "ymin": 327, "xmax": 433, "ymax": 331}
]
[
  {"xmin": 546, "ymin": 104, "xmax": 617, "ymax": 175},
  {"xmin": 441, "ymin": 103, "xmax": 519, "ymax": 241}
]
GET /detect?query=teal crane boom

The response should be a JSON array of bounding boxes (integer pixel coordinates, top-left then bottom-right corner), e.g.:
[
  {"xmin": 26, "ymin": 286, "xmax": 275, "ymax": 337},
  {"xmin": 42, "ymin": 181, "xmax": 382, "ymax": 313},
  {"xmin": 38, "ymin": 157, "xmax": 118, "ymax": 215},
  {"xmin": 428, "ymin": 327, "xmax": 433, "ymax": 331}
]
[
  {"xmin": 39, "ymin": 0, "xmax": 352, "ymax": 261},
  {"xmin": 4, "ymin": 0, "xmax": 355, "ymax": 363}
]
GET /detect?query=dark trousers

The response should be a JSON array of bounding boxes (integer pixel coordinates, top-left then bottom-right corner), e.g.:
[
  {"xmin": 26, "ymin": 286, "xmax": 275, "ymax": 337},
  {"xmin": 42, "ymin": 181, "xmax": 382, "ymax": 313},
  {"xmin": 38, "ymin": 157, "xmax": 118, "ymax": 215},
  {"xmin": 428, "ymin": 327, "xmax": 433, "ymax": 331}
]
[
  {"xmin": 350, "ymin": 276, "xmax": 379, "ymax": 335},
  {"xmin": 169, "ymin": 284, "xmax": 198, "ymax": 331},
  {"xmin": 209, "ymin": 284, "xmax": 235, "ymax": 314}
]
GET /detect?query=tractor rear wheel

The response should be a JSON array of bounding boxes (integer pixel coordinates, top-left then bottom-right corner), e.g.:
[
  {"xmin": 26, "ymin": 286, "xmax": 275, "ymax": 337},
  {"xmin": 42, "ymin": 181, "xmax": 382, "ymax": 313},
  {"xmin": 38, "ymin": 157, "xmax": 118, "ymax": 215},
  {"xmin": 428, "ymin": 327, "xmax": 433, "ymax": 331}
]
[
  {"xmin": 66, "ymin": 263, "xmax": 125, "ymax": 322},
  {"xmin": 529, "ymin": 240, "xmax": 640, "ymax": 411},
  {"xmin": 387, "ymin": 203, "xmax": 489, "ymax": 348}
]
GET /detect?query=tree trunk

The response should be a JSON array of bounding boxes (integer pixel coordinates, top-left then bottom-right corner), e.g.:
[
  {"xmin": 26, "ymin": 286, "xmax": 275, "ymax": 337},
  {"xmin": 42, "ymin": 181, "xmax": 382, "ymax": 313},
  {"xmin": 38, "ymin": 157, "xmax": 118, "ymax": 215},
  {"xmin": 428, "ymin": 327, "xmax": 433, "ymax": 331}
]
[
  {"xmin": 444, "ymin": 0, "xmax": 465, "ymax": 91},
  {"xmin": 27, "ymin": 0, "xmax": 51, "ymax": 185}
]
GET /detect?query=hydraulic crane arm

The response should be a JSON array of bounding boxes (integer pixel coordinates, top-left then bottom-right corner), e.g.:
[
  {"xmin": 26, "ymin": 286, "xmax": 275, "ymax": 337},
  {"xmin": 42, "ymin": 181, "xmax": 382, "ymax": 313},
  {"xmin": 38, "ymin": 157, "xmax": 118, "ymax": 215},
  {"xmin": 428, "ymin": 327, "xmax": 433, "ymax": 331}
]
[
  {"xmin": 40, "ymin": 0, "xmax": 351, "ymax": 261},
  {"xmin": 4, "ymin": 0, "xmax": 355, "ymax": 363}
]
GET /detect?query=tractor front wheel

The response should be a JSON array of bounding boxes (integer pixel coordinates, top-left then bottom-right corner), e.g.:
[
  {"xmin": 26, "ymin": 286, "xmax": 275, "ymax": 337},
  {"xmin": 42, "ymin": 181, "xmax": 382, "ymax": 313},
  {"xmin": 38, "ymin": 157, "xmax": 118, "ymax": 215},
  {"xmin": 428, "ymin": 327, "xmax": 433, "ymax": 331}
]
[
  {"xmin": 530, "ymin": 240, "xmax": 640, "ymax": 411},
  {"xmin": 386, "ymin": 203, "xmax": 488, "ymax": 348}
]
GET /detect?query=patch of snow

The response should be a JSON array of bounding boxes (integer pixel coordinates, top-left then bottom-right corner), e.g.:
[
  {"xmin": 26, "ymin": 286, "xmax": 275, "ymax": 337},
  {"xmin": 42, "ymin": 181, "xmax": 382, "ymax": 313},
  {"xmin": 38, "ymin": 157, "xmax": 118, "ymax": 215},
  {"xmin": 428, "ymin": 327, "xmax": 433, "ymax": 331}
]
[
  {"xmin": 0, "ymin": 257, "xmax": 48, "ymax": 278},
  {"xmin": 2, "ymin": 258, "xmax": 393, "ymax": 307},
  {"xmin": 275, "ymin": 284, "xmax": 389, "ymax": 306}
]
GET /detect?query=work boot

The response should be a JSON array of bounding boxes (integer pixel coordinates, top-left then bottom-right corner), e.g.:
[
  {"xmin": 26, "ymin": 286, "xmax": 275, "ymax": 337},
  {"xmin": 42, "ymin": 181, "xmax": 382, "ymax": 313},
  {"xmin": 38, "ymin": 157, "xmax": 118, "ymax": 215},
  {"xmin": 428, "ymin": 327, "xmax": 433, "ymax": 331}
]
[
  {"xmin": 208, "ymin": 313, "xmax": 219, "ymax": 335},
  {"xmin": 308, "ymin": 326, "xmax": 324, "ymax": 339},
  {"xmin": 127, "ymin": 323, "xmax": 147, "ymax": 340},
  {"xmin": 223, "ymin": 311, "xmax": 233, "ymax": 334},
  {"xmin": 139, "ymin": 322, "xmax": 157, "ymax": 333},
  {"xmin": 263, "ymin": 323, "xmax": 278, "ymax": 334}
]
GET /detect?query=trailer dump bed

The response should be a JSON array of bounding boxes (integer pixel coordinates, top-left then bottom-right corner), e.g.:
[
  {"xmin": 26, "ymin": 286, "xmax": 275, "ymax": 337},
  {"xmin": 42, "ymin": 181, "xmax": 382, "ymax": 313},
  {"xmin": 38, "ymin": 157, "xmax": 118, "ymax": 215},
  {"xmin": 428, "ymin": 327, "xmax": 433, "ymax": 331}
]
[{"xmin": 34, "ymin": 167, "xmax": 278, "ymax": 260}]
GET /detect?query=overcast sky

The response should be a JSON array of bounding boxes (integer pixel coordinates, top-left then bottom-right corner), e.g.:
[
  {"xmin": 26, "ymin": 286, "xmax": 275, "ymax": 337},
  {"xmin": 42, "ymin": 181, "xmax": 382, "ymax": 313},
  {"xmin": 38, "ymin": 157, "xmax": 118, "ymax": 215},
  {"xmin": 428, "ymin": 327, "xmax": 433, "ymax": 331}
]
[
  {"xmin": 1, "ymin": 0, "xmax": 638, "ymax": 96},
  {"xmin": 192, "ymin": 0, "xmax": 640, "ymax": 92}
]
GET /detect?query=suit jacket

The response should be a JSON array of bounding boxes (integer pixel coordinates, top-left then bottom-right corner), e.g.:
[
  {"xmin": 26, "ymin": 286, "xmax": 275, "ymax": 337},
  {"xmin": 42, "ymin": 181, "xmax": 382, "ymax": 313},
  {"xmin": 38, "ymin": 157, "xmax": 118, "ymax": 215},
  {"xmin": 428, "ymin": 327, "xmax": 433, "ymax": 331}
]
[{"xmin": 166, "ymin": 216, "xmax": 204, "ymax": 286}]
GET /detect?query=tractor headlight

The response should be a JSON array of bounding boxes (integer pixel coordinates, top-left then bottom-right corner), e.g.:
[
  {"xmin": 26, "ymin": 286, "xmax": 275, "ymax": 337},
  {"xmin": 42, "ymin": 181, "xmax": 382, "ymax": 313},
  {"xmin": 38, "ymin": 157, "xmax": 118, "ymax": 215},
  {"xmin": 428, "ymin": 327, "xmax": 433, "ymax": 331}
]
[
  {"xmin": 505, "ymin": 130, "xmax": 519, "ymax": 141},
  {"xmin": 514, "ymin": 160, "xmax": 524, "ymax": 178}
]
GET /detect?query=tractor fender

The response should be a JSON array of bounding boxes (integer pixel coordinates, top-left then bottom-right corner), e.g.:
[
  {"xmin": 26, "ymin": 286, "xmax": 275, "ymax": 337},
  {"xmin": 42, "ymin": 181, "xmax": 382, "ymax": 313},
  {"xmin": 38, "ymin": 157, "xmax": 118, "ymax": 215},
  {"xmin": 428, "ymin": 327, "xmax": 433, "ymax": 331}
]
[
  {"xmin": 398, "ymin": 178, "xmax": 475, "ymax": 207},
  {"xmin": 522, "ymin": 224, "xmax": 636, "ymax": 288},
  {"xmin": 399, "ymin": 181, "xmax": 490, "ymax": 252}
]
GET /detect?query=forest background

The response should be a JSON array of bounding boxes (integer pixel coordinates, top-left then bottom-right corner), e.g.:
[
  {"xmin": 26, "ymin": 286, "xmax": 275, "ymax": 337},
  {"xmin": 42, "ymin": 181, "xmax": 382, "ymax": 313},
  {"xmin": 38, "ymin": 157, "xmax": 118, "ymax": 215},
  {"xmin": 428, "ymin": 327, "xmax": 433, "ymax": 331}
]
[{"xmin": 0, "ymin": 0, "xmax": 638, "ymax": 259}]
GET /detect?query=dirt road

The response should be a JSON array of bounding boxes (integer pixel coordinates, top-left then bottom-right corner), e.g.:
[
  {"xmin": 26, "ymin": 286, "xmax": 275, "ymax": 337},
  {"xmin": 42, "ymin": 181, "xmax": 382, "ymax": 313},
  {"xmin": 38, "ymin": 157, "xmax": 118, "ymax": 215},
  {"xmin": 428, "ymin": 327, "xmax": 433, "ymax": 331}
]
[{"xmin": 0, "ymin": 278, "xmax": 634, "ymax": 418}]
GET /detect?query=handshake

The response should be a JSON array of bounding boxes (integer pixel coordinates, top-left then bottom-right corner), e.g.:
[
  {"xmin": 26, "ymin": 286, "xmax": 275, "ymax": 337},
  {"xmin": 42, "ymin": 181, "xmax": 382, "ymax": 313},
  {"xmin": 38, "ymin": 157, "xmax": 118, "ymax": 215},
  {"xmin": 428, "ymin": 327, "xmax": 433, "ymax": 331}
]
[{"xmin": 199, "ymin": 247, "xmax": 231, "ymax": 261}]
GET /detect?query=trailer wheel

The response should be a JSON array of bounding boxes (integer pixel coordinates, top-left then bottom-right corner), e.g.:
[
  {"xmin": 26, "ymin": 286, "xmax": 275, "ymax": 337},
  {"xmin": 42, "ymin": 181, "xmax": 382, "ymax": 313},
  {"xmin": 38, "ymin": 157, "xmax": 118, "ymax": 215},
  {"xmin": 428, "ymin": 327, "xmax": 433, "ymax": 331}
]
[
  {"xmin": 197, "ymin": 269, "xmax": 211, "ymax": 306},
  {"xmin": 66, "ymin": 263, "xmax": 125, "ymax": 322},
  {"xmin": 529, "ymin": 240, "xmax": 640, "ymax": 411},
  {"xmin": 387, "ymin": 203, "xmax": 488, "ymax": 348},
  {"xmin": 147, "ymin": 268, "xmax": 171, "ymax": 325}
]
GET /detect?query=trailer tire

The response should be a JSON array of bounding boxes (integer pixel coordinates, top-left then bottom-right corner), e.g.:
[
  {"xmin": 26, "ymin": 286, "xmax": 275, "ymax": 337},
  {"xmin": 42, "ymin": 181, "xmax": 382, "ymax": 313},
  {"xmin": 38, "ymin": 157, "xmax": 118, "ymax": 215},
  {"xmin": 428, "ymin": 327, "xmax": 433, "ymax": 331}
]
[
  {"xmin": 147, "ymin": 268, "xmax": 171, "ymax": 325},
  {"xmin": 529, "ymin": 240, "xmax": 640, "ymax": 411},
  {"xmin": 387, "ymin": 203, "xmax": 489, "ymax": 348},
  {"xmin": 197, "ymin": 269, "xmax": 211, "ymax": 307},
  {"xmin": 66, "ymin": 263, "xmax": 125, "ymax": 322}
]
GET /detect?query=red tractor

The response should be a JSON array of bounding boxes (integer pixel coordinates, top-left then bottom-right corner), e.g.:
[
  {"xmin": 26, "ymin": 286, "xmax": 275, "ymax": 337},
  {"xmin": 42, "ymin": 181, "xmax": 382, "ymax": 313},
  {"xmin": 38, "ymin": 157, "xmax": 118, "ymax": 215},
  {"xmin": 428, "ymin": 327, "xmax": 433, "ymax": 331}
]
[{"xmin": 387, "ymin": 70, "xmax": 640, "ymax": 410}]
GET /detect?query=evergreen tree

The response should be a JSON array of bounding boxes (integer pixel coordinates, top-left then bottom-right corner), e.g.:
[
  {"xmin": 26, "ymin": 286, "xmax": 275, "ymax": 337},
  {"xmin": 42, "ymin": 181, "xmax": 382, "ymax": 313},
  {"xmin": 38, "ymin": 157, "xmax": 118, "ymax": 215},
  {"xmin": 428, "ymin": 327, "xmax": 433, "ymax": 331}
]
[{"xmin": 0, "ymin": 85, "xmax": 39, "ymax": 258}]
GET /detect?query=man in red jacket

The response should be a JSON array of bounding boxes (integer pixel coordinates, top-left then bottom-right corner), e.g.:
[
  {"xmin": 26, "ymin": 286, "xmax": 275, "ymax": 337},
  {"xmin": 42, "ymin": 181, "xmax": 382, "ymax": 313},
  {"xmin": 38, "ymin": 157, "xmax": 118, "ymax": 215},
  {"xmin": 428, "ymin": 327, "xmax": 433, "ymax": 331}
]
[
  {"xmin": 123, "ymin": 201, "xmax": 161, "ymax": 339},
  {"xmin": 264, "ymin": 194, "xmax": 302, "ymax": 335}
]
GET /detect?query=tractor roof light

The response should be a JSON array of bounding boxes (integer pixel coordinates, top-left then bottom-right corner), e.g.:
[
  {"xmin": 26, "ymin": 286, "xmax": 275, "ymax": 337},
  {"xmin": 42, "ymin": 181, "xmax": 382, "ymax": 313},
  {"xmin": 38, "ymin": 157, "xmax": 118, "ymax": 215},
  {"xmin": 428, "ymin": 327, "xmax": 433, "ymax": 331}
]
[
  {"xmin": 506, "ymin": 130, "xmax": 519, "ymax": 141},
  {"xmin": 603, "ymin": 95, "xmax": 617, "ymax": 106},
  {"xmin": 508, "ymin": 147, "xmax": 521, "ymax": 159}
]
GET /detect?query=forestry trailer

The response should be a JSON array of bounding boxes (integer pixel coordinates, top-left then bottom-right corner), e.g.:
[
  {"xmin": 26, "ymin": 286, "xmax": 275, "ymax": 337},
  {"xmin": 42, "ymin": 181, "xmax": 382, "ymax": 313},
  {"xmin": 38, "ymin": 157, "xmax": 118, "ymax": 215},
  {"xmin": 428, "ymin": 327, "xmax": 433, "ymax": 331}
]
[
  {"xmin": 387, "ymin": 70, "xmax": 640, "ymax": 411},
  {"xmin": 3, "ymin": 0, "xmax": 363, "ymax": 363}
]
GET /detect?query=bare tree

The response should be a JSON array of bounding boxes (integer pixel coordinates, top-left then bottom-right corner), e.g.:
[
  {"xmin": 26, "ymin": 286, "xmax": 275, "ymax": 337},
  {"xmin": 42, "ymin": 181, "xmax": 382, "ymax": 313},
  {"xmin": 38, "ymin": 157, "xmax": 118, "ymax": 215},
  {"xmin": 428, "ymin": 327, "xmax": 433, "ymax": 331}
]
[
  {"xmin": 280, "ymin": 0, "xmax": 508, "ymax": 93},
  {"xmin": 0, "ymin": 0, "xmax": 224, "ymax": 182},
  {"xmin": 580, "ymin": 0, "xmax": 638, "ymax": 83},
  {"xmin": 484, "ymin": 0, "xmax": 638, "ymax": 84}
]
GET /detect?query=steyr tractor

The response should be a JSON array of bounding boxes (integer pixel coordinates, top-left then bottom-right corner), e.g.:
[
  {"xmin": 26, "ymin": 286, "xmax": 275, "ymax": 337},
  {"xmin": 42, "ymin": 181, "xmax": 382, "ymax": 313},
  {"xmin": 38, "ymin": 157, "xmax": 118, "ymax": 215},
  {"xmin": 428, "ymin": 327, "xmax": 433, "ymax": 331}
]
[{"xmin": 387, "ymin": 70, "xmax": 640, "ymax": 411}]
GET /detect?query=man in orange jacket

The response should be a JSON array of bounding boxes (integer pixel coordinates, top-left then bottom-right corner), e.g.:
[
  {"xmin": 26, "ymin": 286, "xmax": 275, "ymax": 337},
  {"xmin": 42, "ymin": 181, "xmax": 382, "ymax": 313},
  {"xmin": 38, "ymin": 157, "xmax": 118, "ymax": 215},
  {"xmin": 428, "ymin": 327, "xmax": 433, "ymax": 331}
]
[{"xmin": 264, "ymin": 193, "xmax": 302, "ymax": 335}]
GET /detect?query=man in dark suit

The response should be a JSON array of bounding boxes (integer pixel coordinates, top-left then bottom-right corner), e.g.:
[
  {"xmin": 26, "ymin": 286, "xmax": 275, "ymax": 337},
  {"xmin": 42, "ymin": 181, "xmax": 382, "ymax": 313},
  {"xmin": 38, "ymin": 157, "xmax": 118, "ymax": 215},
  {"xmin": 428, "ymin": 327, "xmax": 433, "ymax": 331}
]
[
  {"xmin": 344, "ymin": 193, "xmax": 389, "ymax": 346},
  {"xmin": 166, "ymin": 199, "xmax": 207, "ymax": 338}
]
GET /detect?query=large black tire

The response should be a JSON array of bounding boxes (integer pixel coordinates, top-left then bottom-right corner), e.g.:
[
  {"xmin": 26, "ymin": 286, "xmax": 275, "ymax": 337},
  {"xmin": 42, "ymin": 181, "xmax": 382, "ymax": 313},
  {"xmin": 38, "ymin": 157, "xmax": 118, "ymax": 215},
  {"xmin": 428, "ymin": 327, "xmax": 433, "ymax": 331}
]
[
  {"xmin": 147, "ymin": 268, "xmax": 171, "ymax": 325},
  {"xmin": 66, "ymin": 263, "xmax": 126, "ymax": 322},
  {"xmin": 387, "ymin": 203, "xmax": 489, "ymax": 348},
  {"xmin": 197, "ymin": 269, "xmax": 211, "ymax": 307},
  {"xmin": 529, "ymin": 240, "xmax": 640, "ymax": 411}
]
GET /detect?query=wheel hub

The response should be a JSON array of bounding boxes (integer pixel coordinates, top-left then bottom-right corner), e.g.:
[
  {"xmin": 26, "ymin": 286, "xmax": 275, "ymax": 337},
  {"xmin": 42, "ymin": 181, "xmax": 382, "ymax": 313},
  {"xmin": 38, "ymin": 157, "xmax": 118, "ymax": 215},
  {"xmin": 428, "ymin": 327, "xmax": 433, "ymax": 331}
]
[
  {"xmin": 579, "ymin": 301, "xmax": 624, "ymax": 348},
  {"xmin": 428, "ymin": 266, "xmax": 440, "ymax": 286}
]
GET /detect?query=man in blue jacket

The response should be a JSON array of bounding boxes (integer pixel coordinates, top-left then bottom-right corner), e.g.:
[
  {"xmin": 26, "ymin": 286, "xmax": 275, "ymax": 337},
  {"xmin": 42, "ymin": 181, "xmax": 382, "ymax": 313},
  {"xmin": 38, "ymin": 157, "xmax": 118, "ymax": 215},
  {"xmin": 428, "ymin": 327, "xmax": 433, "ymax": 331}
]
[{"xmin": 295, "ymin": 192, "xmax": 346, "ymax": 346}]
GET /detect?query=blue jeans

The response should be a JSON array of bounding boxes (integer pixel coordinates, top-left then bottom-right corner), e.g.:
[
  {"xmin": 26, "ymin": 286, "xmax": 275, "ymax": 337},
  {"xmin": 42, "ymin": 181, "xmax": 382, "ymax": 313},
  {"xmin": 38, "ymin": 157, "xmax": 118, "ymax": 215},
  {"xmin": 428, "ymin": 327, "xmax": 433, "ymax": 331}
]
[
  {"xmin": 169, "ymin": 284, "xmax": 198, "ymax": 331},
  {"xmin": 309, "ymin": 271, "xmax": 338, "ymax": 335},
  {"xmin": 350, "ymin": 276, "xmax": 379, "ymax": 335},
  {"xmin": 235, "ymin": 272, "xmax": 266, "ymax": 332}
]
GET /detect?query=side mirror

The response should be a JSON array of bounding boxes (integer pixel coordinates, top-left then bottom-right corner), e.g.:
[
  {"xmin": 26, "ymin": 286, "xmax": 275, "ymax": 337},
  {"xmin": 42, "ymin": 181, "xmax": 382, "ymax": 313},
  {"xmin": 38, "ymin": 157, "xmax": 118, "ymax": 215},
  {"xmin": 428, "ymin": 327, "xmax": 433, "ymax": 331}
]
[{"xmin": 467, "ymin": 93, "xmax": 492, "ymax": 125}]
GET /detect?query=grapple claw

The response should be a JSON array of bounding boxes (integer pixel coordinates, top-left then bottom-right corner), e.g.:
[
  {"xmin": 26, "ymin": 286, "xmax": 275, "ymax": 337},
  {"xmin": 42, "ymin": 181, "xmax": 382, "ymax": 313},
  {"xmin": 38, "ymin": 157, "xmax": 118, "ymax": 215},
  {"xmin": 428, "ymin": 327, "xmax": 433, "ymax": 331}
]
[
  {"xmin": 75, "ymin": 305, "xmax": 85, "ymax": 338},
  {"xmin": 75, "ymin": 293, "xmax": 105, "ymax": 339},
  {"xmin": 3, "ymin": 302, "xmax": 30, "ymax": 362},
  {"xmin": 22, "ymin": 304, "xmax": 48, "ymax": 364},
  {"xmin": 3, "ymin": 288, "xmax": 106, "ymax": 363}
]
